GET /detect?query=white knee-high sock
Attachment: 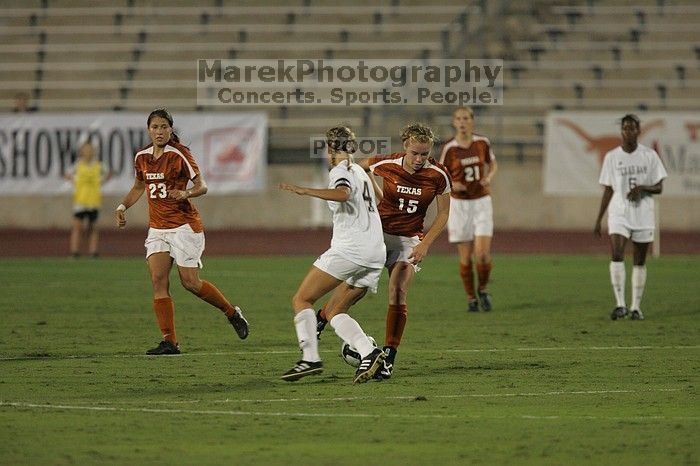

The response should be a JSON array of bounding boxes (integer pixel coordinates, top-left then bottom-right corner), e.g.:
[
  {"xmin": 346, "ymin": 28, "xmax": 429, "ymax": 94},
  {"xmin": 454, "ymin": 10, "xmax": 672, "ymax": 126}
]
[
  {"xmin": 609, "ymin": 261, "xmax": 626, "ymax": 308},
  {"xmin": 330, "ymin": 313, "xmax": 374, "ymax": 358},
  {"xmin": 294, "ymin": 308, "xmax": 320, "ymax": 362},
  {"xmin": 631, "ymin": 265, "xmax": 647, "ymax": 311}
]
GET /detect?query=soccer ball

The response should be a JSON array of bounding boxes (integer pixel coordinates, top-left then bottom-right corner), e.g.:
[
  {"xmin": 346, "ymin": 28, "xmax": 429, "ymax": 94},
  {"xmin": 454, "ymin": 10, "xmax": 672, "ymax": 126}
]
[{"xmin": 340, "ymin": 335, "xmax": 377, "ymax": 368}]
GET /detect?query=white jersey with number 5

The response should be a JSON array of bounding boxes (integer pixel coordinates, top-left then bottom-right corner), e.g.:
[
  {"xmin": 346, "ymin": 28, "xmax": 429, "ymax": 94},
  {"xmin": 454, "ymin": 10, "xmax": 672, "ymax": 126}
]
[
  {"xmin": 327, "ymin": 160, "xmax": 386, "ymax": 268},
  {"xmin": 598, "ymin": 144, "xmax": 667, "ymax": 229}
]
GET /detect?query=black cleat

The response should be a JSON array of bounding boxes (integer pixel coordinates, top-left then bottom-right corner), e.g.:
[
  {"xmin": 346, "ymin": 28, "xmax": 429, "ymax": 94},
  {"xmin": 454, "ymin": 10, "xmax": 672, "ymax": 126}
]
[
  {"xmin": 146, "ymin": 340, "xmax": 180, "ymax": 355},
  {"xmin": 228, "ymin": 306, "xmax": 249, "ymax": 339},
  {"xmin": 611, "ymin": 306, "xmax": 628, "ymax": 320},
  {"xmin": 630, "ymin": 309, "xmax": 645, "ymax": 320},
  {"xmin": 478, "ymin": 290, "xmax": 492, "ymax": 311},
  {"xmin": 353, "ymin": 348, "xmax": 386, "ymax": 384},
  {"xmin": 468, "ymin": 299, "xmax": 479, "ymax": 312},
  {"xmin": 316, "ymin": 309, "xmax": 327, "ymax": 340},
  {"xmin": 373, "ymin": 359, "xmax": 394, "ymax": 380},
  {"xmin": 373, "ymin": 346, "xmax": 396, "ymax": 380},
  {"xmin": 281, "ymin": 360, "xmax": 323, "ymax": 382}
]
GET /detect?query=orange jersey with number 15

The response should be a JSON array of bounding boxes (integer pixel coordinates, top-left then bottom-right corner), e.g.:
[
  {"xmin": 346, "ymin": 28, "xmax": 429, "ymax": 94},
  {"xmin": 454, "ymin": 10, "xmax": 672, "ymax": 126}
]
[
  {"xmin": 134, "ymin": 142, "xmax": 203, "ymax": 232},
  {"xmin": 368, "ymin": 152, "xmax": 451, "ymax": 238},
  {"xmin": 439, "ymin": 135, "xmax": 494, "ymax": 200}
]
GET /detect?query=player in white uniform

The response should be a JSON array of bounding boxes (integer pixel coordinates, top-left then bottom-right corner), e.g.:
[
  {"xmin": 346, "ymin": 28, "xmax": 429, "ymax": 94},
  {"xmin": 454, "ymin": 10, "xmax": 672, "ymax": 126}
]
[
  {"xmin": 594, "ymin": 114, "xmax": 667, "ymax": 321},
  {"xmin": 278, "ymin": 126, "xmax": 387, "ymax": 384}
]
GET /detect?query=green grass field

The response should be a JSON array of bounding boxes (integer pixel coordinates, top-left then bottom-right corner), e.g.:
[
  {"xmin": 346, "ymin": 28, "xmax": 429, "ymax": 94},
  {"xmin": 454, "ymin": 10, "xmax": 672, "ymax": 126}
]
[{"xmin": 1, "ymin": 255, "xmax": 698, "ymax": 466}]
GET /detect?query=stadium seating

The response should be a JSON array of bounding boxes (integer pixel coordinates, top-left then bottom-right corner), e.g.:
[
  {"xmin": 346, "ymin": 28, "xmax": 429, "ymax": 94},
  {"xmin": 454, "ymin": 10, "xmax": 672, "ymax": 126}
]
[{"xmin": 1, "ymin": 0, "xmax": 698, "ymax": 161}]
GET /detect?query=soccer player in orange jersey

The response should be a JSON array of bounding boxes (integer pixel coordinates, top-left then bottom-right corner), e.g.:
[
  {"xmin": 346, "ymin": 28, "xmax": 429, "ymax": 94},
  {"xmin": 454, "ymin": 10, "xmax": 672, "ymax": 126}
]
[
  {"xmin": 317, "ymin": 123, "xmax": 451, "ymax": 379},
  {"xmin": 114, "ymin": 108, "xmax": 249, "ymax": 355},
  {"xmin": 439, "ymin": 107, "xmax": 498, "ymax": 312}
]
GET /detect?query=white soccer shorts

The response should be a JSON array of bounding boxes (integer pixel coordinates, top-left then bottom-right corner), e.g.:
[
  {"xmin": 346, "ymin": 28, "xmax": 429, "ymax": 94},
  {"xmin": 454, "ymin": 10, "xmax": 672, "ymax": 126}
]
[
  {"xmin": 383, "ymin": 233, "xmax": 421, "ymax": 271},
  {"xmin": 607, "ymin": 219, "xmax": 654, "ymax": 243},
  {"xmin": 145, "ymin": 223, "xmax": 205, "ymax": 268},
  {"xmin": 447, "ymin": 195, "xmax": 493, "ymax": 243},
  {"xmin": 313, "ymin": 249, "xmax": 382, "ymax": 293}
]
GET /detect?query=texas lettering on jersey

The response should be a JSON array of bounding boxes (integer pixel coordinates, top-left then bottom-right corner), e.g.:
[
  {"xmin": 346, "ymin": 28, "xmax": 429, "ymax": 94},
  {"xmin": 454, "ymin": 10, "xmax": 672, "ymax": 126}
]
[
  {"xmin": 134, "ymin": 142, "xmax": 204, "ymax": 232},
  {"xmin": 368, "ymin": 152, "xmax": 450, "ymax": 237},
  {"xmin": 439, "ymin": 134, "xmax": 494, "ymax": 200}
]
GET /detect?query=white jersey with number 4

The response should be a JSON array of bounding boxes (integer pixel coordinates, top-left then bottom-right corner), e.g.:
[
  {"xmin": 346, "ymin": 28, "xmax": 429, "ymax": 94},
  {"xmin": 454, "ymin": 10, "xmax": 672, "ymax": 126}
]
[
  {"xmin": 598, "ymin": 144, "xmax": 667, "ymax": 229},
  {"xmin": 327, "ymin": 160, "xmax": 386, "ymax": 268}
]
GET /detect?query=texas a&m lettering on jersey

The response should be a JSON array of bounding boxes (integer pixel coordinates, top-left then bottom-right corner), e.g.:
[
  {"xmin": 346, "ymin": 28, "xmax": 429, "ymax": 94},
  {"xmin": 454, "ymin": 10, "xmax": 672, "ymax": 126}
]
[
  {"xmin": 439, "ymin": 134, "xmax": 494, "ymax": 200},
  {"xmin": 134, "ymin": 141, "xmax": 203, "ymax": 232},
  {"xmin": 368, "ymin": 152, "xmax": 451, "ymax": 237}
]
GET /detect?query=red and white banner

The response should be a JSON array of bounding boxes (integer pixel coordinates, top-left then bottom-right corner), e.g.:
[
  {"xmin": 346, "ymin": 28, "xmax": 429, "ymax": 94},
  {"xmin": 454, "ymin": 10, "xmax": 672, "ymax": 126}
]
[
  {"xmin": 544, "ymin": 111, "xmax": 700, "ymax": 197},
  {"xmin": 0, "ymin": 112, "xmax": 267, "ymax": 195}
]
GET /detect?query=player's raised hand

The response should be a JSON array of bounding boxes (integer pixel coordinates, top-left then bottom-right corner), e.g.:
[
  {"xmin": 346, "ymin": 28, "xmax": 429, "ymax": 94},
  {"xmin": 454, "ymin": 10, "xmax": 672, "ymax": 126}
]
[{"xmin": 279, "ymin": 183, "xmax": 307, "ymax": 196}]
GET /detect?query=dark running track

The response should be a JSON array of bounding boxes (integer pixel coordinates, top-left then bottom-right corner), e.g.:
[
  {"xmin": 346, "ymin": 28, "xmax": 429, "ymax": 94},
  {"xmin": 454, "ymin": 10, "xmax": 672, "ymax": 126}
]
[{"xmin": 1, "ymin": 229, "xmax": 698, "ymax": 257}]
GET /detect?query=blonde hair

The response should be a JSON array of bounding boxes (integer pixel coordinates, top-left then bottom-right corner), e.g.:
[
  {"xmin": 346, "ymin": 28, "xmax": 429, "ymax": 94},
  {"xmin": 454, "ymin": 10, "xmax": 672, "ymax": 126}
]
[
  {"xmin": 453, "ymin": 106, "xmax": 474, "ymax": 118},
  {"xmin": 400, "ymin": 123, "xmax": 435, "ymax": 147},
  {"xmin": 326, "ymin": 126, "xmax": 358, "ymax": 156},
  {"xmin": 78, "ymin": 141, "xmax": 95, "ymax": 159}
]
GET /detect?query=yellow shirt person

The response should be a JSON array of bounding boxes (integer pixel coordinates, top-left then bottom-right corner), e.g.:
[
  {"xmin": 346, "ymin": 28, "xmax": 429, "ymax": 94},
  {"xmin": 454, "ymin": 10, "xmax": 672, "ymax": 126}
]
[
  {"xmin": 73, "ymin": 156, "xmax": 103, "ymax": 209},
  {"xmin": 64, "ymin": 142, "xmax": 111, "ymax": 257}
]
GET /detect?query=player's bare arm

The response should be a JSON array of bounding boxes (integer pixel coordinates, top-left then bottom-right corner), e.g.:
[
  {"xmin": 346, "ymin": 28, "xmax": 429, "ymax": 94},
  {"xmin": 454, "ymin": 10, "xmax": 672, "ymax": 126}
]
[
  {"xmin": 594, "ymin": 185, "xmax": 614, "ymax": 237},
  {"xmin": 481, "ymin": 159, "xmax": 498, "ymax": 187},
  {"xmin": 357, "ymin": 158, "xmax": 370, "ymax": 172},
  {"xmin": 409, "ymin": 192, "xmax": 450, "ymax": 263},
  {"xmin": 115, "ymin": 178, "xmax": 146, "ymax": 228},
  {"xmin": 279, "ymin": 183, "xmax": 351, "ymax": 202},
  {"xmin": 168, "ymin": 174, "xmax": 208, "ymax": 200},
  {"xmin": 368, "ymin": 171, "xmax": 383, "ymax": 201},
  {"xmin": 627, "ymin": 180, "xmax": 663, "ymax": 202}
]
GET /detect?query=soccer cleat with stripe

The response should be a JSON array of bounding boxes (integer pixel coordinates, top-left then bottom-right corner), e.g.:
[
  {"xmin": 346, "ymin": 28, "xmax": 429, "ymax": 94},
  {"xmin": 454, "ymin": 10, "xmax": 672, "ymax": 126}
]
[
  {"xmin": 146, "ymin": 340, "xmax": 180, "ymax": 355},
  {"xmin": 610, "ymin": 306, "xmax": 628, "ymax": 320},
  {"xmin": 281, "ymin": 360, "xmax": 323, "ymax": 382},
  {"xmin": 353, "ymin": 348, "xmax": 386, "ymax": 384},
  {"xmin": 630, "ymin": 309, "xmax": 645, "ymax": 320},
  {"xmin": 468, "ymin": 299, "xmax": 479, "ymax": 312},
  {"xmin": 228, "ymin": 306, "xmax": 249, "ymax": 340}
]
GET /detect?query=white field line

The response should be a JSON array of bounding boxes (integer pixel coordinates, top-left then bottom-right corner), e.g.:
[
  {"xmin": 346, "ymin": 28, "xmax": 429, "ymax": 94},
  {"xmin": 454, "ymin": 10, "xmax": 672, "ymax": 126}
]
[
  {"xmin": 0, "ymin": 400, "xmax": 697, "ymax": 421},
  {"xmin": 1, "ymin": 345, "xmax": 698, "ymax": 362},
  {"xmin": 0, "ymin": 402, "xmax": 455, "ymax": 419},
  {"xmin": 21, "ymin": 387, "xmax": 684, "ymax": 405}
]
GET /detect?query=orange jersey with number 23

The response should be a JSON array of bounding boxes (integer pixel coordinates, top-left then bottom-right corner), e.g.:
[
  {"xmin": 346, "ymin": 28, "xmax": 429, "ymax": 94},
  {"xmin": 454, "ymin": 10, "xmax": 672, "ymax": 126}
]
[{"xmin": 134, "ymin": 142, "xmax": 204, "ymax": 232}]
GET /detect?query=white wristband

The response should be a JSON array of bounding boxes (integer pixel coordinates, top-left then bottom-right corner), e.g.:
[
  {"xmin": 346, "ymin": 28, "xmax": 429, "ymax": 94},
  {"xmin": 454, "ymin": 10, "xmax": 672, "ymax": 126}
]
[{"xmin": 116, "ymin": 204, "xmax": 126, "ymax": 212}]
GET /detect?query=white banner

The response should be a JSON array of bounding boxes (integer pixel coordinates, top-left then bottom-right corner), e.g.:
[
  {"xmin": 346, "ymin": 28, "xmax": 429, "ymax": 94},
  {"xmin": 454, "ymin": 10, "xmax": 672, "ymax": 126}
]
[
  {"xmin": 0, "ymin": 112, "xmax": 267, "ymax": 195},
  {"xmin": 544, "ymin": 111, "xmax": 700, "ymax": 197}
]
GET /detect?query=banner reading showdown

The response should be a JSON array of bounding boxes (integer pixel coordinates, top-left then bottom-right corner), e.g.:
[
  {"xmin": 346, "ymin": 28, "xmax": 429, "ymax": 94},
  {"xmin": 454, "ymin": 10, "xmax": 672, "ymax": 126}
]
[
  {"xmin": 544, "ymin": 111, "xmax": 700, "ymax": 197},
  {"xmin": 0, "ymin": 112, "xmax": 267, "ymax": 195}
]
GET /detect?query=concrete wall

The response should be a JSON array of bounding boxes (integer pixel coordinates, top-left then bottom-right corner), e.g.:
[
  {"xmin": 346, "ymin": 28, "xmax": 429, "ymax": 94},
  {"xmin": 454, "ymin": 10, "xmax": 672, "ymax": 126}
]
[{"xmin": 1, "ymin": 161, "xmax": 698, "ymax": 230}]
